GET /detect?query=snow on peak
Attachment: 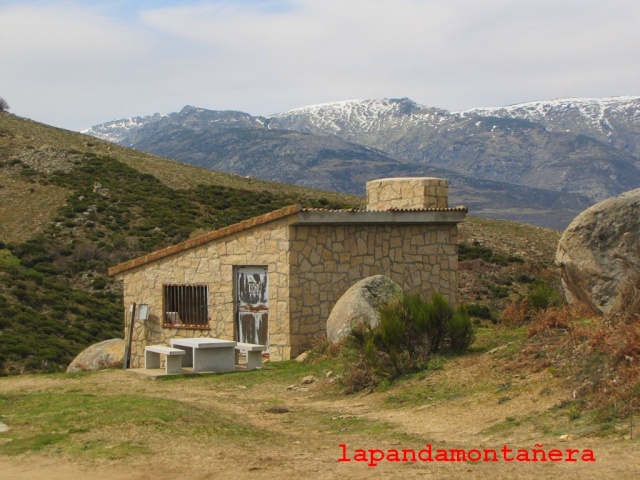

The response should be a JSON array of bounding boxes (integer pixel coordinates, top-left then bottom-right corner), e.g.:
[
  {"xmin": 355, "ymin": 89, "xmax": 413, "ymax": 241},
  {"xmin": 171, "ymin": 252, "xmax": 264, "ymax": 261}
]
[
  {"xmin": 459, "ymin": 96, "xmax": 640, "ymax": 121},
  {"xmin": 81, "ymin": 113, "xmax": 166, "ymax": 144},
  {"xmin": 457, "ymin": 96, "xmax": 640, "ymax": 140},
  {"xmin": 269, "ymin": 97, "xmax": 447, "ymax": 135}
]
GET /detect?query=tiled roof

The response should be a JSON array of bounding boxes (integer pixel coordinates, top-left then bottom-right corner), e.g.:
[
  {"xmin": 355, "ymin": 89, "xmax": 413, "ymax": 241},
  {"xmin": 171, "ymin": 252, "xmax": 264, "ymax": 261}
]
[
  {"xmin": 108, "ymin": 204, "xmax": 301, "ymax": 276},
  {"xmin": 301, "ymin": 206, "xmax": 469, "ymax": 213}
]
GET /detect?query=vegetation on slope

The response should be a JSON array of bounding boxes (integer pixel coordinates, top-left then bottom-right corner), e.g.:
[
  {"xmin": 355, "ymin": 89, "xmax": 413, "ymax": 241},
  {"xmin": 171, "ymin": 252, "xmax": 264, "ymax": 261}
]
[{"xmin": 0, "ymin": 113, "xmax": 357, "ymax": 375}]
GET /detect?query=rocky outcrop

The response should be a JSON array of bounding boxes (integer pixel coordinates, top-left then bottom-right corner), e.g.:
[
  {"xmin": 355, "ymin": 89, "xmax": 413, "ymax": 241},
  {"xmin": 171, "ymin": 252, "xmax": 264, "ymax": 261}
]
[
  {"xmin": 326, "ymin": 275, "xmax": 402, "ymax": 342},
  {"xmin": 66, "ymin": 338, "xmax": 126, "ymax": 373},
  {"xmin": 556, "ymin": 189, "xmax": 640, "ymax": 314}
]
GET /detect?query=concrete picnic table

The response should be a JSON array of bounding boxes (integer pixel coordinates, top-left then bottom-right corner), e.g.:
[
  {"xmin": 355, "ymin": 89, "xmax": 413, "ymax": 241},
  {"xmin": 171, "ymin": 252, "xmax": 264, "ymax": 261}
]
[{"xmin": 169, "ymin": 338, "xmax": 237, "ymax": 373}]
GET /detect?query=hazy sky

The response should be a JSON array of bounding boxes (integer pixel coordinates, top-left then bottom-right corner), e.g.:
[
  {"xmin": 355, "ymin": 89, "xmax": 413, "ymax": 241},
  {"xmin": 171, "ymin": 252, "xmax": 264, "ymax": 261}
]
[{"xmin": 2, "ymin": 0, "xmax": 639, "ymax": 131}]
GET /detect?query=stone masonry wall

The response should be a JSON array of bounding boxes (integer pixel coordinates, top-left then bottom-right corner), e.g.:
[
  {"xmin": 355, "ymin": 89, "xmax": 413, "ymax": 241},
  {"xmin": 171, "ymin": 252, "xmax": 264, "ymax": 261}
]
[
  {"xmin": 118, "ymin": 216, "xmax": 294, "ymax": 368},
  {"xmin": 366, "ymin": 177, "xmax": 449, "ymax": 210},
  {"xmin": 288, "ymin": 222, "xmax": 459, "ymax": 356}
]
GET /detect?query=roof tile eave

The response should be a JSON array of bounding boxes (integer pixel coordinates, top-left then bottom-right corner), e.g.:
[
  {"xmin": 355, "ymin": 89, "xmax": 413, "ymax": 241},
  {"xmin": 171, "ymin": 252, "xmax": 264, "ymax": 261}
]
[
  {"xmin": 300, "ymin": 206, "xmax": 468, "ymax": 213},
  {"xmin": 108, "ymin": 204, "xmax": 300, "ymax": 276}
]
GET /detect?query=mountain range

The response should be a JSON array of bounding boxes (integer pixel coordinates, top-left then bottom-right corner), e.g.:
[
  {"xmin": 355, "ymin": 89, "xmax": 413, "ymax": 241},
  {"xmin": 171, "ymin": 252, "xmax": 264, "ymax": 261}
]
[{"xmin": 83, "ymin": 96, "xmax": 640, "ymax": 229}]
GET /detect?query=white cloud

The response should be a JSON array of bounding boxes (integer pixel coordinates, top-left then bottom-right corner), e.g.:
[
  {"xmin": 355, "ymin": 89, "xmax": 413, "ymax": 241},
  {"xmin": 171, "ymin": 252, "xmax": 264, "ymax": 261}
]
[{"xmin": 1, "ymin": 0, "xmax": 639, "ymax": 129}]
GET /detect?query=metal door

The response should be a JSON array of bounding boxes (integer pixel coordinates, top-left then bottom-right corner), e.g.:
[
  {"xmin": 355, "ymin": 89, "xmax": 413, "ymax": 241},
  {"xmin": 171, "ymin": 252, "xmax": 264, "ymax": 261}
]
[{"xmin": 236, "ymin": 266, "xmax": 269, "ymax": 351}]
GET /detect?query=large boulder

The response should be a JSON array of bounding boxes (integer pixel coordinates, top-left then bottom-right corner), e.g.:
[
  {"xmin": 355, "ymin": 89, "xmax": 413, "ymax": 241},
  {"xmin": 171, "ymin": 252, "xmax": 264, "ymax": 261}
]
[
  {"xmin": 326, "ymin": 275, "xmax": 402, "ymax": 342},
  {"xmin": 67, "ymin": 338, "xmax": 126, "ymax": 373},
  {"xmin": 556, "ymin": 189, "xmax": 640, "ymax": 314}
]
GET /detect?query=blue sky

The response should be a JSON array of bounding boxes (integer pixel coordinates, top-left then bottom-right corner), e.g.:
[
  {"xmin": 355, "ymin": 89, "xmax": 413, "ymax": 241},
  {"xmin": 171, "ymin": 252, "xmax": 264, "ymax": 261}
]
[{"xmin": 1, "ymin": 0, "xmax": 639, "ymax": 130}]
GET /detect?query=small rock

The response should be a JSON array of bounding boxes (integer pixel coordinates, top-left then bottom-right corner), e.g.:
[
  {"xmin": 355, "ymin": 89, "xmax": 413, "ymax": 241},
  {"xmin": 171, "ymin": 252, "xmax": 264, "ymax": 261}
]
[
  {"xmin": 301, "ymin": 375, "xmax": 316, "ymax": 385},
  {"xmin": 331, "ymin": 415, "xmax": 357, "ymax": 420},
  {"xmin": 487, "ymin": 343, "xmax": 512, "ymax": 355},
  {"xmin": 325, "ymin": 370, "xmax": 333, "ymax": 378},
  {"xmin": 0, "ymin": 422, "xmax": 10, "ymax": 433},
  {"xmin": 295, "ymin": 351, "xmax": 309, "ymax": 363},
  {"xmin": 286, "ymin": 384, "xmax": 298, "ymax": 391},
  {"xmin": 559, "ymin": 434, "xmax": 572, "ymax": 442}
]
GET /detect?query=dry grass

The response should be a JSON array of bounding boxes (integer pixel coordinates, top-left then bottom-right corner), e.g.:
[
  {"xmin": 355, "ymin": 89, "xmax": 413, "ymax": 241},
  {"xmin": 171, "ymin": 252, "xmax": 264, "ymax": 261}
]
[
  {"xmin": 0, "ymin": 173, "xmax": 68, "ymax": 243},
  {"xmin": 505, "ymin": 303, "xmax": 640, "ymax": 421},
  {"xmin": 459, "ymin": 215, "xmax": 561, "ymax": 266}
]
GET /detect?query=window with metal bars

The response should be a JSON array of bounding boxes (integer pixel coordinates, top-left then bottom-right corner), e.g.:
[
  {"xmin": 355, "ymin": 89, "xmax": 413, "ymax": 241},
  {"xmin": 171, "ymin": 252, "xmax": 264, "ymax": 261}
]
[{"xmin": 162, "ymin": 284, "xmax": 209, "ymax": 327}]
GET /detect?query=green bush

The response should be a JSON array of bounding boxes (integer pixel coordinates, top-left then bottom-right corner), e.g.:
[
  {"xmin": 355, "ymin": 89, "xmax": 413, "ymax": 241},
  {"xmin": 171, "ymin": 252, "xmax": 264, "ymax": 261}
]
[
  {"xmin": 343, "ymin": 292, "xmax": 475, "ymax": 392},
  {"xmin": 448, "ymin": 306, "xmax": 475, "ymax": 352},
  {"xmin": 526, "ymin": 284, "xmax": 564, "ymax": 312},
  {"xmin": 459, "ymin": 241, "xmax": 524, "ymax": 265},
  {"xmin": 424, "ymin": 292, "xmax": 453, "ymax": 353},
  {"xmin": 466, "ymin": 303, "xmax": 492, "ymax": 320}
]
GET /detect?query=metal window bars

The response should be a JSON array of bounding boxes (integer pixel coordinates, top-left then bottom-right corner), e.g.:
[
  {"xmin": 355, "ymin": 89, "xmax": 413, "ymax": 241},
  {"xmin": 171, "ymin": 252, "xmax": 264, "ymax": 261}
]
[{"xmin": 163, "ymin": 284, "xmax": 209, "ymax": 327}]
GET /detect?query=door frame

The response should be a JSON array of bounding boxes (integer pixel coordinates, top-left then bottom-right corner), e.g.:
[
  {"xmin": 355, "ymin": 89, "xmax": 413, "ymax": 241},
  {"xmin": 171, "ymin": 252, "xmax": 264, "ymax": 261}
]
[{"xmin": 234, "ymin": 265, "xmax": 269, "ymax": 351}]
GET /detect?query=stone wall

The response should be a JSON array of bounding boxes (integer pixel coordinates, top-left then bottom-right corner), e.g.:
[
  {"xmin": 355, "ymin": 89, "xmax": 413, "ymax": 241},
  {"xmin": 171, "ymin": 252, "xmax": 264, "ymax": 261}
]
[
  {"xmin": 366, "ymin": 177, "xmax": 449, "ymax": 210},
  {"xmin": 288, "ymin": 222, "xmax": 459, "ymax": 356},
  {"xmin": 117, "ymin": 216, "xmax": 295, "ymax": 368}
]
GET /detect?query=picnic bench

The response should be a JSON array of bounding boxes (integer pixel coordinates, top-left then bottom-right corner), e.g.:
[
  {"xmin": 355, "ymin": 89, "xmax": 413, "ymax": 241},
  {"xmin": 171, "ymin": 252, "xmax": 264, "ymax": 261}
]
[
  {"xmin": 144, "ymin": 345, "xmax": 186, "ymax": 374},
  {"xmin": 170, "ymin": 338, "xmax": 237, "ymax": 373},
  {"xmin": 235, "ymin": 342, "xmax": 266, "ymax": 370}
]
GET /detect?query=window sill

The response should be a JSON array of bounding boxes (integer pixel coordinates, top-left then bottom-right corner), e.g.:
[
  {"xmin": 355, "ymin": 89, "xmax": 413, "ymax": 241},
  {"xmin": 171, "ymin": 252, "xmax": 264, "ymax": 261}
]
[{"xmin": 162, "ymin": 324, "xmax": 211, "ymax": 330}]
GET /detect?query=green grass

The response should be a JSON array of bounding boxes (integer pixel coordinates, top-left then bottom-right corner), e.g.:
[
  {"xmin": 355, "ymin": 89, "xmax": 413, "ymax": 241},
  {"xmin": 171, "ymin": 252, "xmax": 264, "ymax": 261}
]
[
  {"xmin": 0, "ymin": 390, "xmax": 274, "ymax": 459},
  {"xmin": 0, "ymin": 250, "xmax": 19, "ymax": 270},
  {"xmin": 482, "ymin": 416, "xmax": 523, "ymax": 435},
  {"xmin": 469, "ymin": 326, "xmax": 527, "ymax": 354},
  {"xmin": 382, "ymin": 371, "xmax": 481, "ymax": 408}
]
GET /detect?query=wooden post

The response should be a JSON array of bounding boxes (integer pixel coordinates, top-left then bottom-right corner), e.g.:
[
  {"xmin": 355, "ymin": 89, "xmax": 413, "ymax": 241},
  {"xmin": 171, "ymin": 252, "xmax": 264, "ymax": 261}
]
[{"xmin": 123, "ymin": 303, "xmax": 136, "ymax": 369}]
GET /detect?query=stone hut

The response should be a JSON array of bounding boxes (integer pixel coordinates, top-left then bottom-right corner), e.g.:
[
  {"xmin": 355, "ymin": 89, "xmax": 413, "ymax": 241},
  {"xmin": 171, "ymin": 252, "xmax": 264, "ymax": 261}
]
[{"xmin": 108, "ymin": 177, "xmax": 467, "ymax": 367}]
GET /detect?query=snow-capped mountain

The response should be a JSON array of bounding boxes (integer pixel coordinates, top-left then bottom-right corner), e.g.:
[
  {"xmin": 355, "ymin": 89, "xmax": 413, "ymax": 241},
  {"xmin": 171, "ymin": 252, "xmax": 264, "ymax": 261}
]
[
  {"xmin": 268, "ymin": 97, "xmax": 640, "ymax": 202},
  {"xmin": 460, "ymin": 96, "xmax": 640, "ymax": 158},
  {"xmin": 82, "ymin": 106, "xmax": 266, "ymax": 146},
  {"xmin": 82, "ymin": 113, "xmax": 165, "ymax": 145},
  {"xmin": 82, "ymin": 96, "xmax": 640, "ymax": 229},
  {"xmin": 268, "ymin": 98, "xmax": 450, "ymax": 137}
]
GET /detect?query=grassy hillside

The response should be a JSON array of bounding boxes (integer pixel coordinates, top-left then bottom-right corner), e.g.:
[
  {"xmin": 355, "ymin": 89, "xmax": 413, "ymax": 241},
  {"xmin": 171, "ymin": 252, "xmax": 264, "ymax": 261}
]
[
  {"xmin": 0, "ymin": 113, "xmax": 360, "ymax": 374},
  {"xmin": 0, "ymin": 111, "xmax": 563, "ymax": 375}
]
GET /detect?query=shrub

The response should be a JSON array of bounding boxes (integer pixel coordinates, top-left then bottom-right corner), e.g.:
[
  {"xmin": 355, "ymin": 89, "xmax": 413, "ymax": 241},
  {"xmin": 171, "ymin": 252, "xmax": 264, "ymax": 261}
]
[
  {"xmin": 527, "ymin": 284, "xmax": 563, "ymax": 312},
  {"xmin": 424, "ymin": 293, "xmax": 453, "ymax": 353},
  {"xmin": 466, "ymin": 303, "xmax": 492, "ymax": 320},
  {"xmin": 500, "ymin": 283, "xmax": 565, "ymax": 325},
  {"xmin": 448, "ymin": 306, "xmax": 475, "ymax": 352},
  {"xmin": 459, "ymin": 241, "xmax": 524, "ymax": 265},
  {"xmin": 342, "ymin": 292, "xmax": 474, "ymax": 392}
]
